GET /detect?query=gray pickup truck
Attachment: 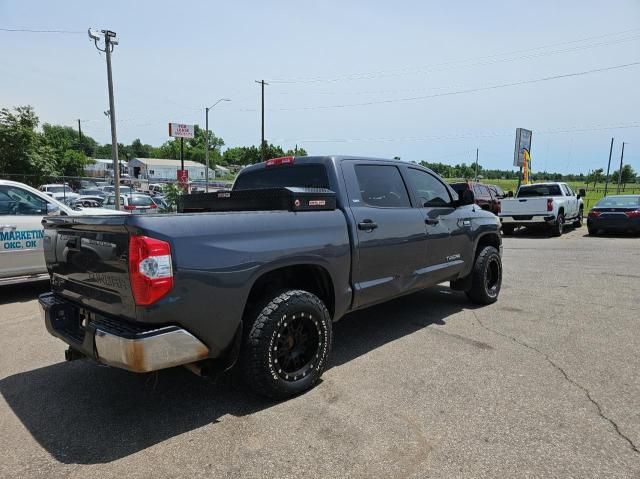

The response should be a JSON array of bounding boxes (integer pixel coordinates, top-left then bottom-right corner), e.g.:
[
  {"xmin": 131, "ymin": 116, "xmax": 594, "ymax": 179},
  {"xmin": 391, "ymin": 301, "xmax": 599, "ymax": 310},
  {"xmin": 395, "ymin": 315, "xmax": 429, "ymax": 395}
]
[{"xmin": 39, "ymin": 156, "xmax": 503, "ymax": 398}]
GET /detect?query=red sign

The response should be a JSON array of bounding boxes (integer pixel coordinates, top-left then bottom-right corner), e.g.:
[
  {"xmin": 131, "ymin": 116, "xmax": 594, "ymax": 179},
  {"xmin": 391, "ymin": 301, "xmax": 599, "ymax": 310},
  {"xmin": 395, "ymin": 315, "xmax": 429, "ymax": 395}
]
[{"xmin": 177, "ymin": 169, "xmax": 189, "ymax": 188}]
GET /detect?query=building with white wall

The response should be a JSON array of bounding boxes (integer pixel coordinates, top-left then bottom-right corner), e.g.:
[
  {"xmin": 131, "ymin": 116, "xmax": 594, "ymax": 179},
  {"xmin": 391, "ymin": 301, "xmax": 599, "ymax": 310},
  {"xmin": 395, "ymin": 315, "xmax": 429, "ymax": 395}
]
[{"xmin": 127, "ymin": 158, "xmax": 214, "ymax": 182}]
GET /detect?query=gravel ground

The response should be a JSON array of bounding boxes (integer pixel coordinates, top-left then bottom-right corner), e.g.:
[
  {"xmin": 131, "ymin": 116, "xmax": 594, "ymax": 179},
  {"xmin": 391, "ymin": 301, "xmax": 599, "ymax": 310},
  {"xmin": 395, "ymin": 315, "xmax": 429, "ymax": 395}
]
[{"xmin": 1, "ymin": 226, "xmax": 639, "ymax": 478}]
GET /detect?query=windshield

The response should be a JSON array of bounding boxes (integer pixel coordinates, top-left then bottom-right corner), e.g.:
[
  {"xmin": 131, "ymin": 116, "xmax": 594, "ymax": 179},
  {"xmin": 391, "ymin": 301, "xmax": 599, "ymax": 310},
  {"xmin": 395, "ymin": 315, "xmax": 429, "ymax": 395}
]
[
  {"xmin": 595, "ymin": 196, "xmax": 640, "ymax": 208},
  {"xmin": 233, "ymin": 164, "xmax": 329, "ymax": 190},
  {"xmin": 517, "ymin": 184, "xmax": 562, "ymax": 197}
]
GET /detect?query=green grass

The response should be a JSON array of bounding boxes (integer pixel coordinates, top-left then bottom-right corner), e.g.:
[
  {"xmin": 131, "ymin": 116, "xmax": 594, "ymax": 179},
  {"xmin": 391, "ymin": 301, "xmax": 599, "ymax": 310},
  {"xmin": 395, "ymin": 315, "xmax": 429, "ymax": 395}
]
[{"xmin": 445, "ymin": 178, "xmax": 640, "ymax": 212}]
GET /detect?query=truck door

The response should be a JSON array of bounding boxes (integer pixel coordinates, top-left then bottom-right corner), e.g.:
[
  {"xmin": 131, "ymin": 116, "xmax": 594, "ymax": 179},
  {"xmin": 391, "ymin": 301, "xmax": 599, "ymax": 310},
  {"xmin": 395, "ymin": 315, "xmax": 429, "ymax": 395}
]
[
  {"xmin": 0, "ymin": 184, "xmax": 49, "ymax": 279},
  {"xmin": 342, "ymin": 161, "xmax": 427, "ymax": 308},
  {"xmin": 562, "ymin": 184, "xmax": 578, "ymax": 218},
  {"xmin": 403, "ymin": 167, "xmax": 472, "ymax": 282}
]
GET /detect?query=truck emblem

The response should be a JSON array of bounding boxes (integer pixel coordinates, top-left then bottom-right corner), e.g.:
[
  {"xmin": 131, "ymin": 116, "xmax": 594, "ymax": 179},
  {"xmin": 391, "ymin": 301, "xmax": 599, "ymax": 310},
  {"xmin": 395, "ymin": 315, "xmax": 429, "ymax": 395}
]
[{"xmin": 309, "ymin": 200, "xmax": 326, "ymax": 206}]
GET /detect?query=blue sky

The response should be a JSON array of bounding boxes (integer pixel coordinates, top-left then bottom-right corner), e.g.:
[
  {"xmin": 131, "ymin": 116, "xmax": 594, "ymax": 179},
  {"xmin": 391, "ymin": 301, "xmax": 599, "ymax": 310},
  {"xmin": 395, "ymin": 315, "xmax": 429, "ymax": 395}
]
[{"xmin": 1, "ymin": 0, "xmax": 639, "ymax": 173}]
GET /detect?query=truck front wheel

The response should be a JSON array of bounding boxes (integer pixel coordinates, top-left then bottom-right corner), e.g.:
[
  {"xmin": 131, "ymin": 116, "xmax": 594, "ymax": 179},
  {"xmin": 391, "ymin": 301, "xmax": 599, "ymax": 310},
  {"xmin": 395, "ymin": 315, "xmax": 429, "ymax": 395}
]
[
  {"xmin": 551, "ymin": 213, "xmax": 565, "ymax": 236},
  {"xmin": 240, "ymin": 290, "xmax": 332, "ymax": 399},
  {"xmin": 466, "ymin": 246, "xmax": 502, "ymax": 305}
]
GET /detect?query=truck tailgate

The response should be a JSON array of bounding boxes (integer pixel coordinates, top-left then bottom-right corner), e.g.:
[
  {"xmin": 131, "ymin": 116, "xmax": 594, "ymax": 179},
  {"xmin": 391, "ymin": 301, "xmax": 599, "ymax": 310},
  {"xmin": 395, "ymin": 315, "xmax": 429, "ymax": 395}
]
[
  {"xmin": 43, "ymin": 215, "xmax": 136, "ymax": 319},
  {"xmin": 500, "ymin": 198, "xmax": 549, "ymax": 216}
]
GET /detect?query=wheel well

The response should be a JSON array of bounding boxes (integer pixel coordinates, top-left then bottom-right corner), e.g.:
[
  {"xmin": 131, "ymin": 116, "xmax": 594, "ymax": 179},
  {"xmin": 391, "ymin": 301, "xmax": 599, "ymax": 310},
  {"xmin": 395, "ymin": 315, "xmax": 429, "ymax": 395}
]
[
  {"xmin": 476, "ymin": 233, "xmax": 500, "ymax": 257},
  {"xmin": 242, "ymin": 265, "xmax": 335, "ymax": 321},
  {"xmin": 558, "ymin": 207, "xmax": 565, "ymax": 216}
]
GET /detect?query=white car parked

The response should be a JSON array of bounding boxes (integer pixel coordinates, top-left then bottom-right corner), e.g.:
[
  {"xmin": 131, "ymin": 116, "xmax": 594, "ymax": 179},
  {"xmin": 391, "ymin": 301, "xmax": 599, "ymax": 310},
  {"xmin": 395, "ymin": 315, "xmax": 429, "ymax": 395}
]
[
  {"xmin": 0, "ymin": 180, "xmax": 126, "ymax": 286},
  {"xmin": 39, "ymin": 184, "xmax": 79, "ymax": 203}
]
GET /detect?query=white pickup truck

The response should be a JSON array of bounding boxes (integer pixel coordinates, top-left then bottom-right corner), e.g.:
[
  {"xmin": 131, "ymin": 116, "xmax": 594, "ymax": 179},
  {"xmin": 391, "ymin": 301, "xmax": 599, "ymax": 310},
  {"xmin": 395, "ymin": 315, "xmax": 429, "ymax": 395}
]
[
  {"xmin": 0, "ymin": 180, "xmax": 126, "ymax": 286},
  {"xmin": 499, "ymin": 182, "xmax": 584, "ymax": 236}
]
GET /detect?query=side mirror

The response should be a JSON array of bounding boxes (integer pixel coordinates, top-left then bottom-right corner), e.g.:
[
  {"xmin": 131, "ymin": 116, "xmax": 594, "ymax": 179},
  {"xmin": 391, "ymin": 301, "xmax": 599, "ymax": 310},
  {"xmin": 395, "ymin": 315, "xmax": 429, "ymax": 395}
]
[
  {"xmin": 46, "ymin": 203, "xmax": 61, "ymax": 216},
  {"xmin": 506, "ymin": 190, "xmax": 514, "ymax": 198},
  {"xmin": 460, "ymin": 189, "xmax": 475, "ymax": 206}
]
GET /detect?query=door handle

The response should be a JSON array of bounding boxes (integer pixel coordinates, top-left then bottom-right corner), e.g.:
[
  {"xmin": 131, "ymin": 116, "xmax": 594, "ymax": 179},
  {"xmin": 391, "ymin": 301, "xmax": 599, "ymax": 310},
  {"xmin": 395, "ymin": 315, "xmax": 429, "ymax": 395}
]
[
  {"xmin": 0, "ymin": 224, "xmax": 17, "ymax": 230},
  {"xmin": 358, "ymin": 219, "xmax": 378, "ymax": 231},
  {"xmin": 425, "ymin": 218, "xmax": 439, "ymax": 225}
]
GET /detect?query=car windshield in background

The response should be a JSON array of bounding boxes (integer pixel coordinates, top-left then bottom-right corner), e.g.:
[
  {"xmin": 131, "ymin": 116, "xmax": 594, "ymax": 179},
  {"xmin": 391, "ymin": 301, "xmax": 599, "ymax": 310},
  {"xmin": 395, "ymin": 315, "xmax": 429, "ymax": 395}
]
[
  {"xmin": 130, "ymin": 195, "xmax": 154, "ymax": 207},
  {"xmin": 518, "ymin": 185, "xmax": 562, "ymax": 197},
  {"xmin": 233, "ymin": 164, "xmax": 329, "ymax": 190},
  {"xmin": 595, "ymin": 195, "xmax": 640, "ymax": 208}
]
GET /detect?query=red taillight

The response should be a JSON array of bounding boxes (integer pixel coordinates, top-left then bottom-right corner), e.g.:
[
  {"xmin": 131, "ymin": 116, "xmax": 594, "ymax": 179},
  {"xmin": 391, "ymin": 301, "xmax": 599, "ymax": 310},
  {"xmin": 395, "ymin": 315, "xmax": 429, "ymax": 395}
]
[
  {"xmin": 149, "ymin": 203, "xmax": 158, "ymax": 209},
  {"xmin": 625, "ymin": 209, "xmax": 640, "ymax": 218},
  {"xmin": 547, "ymin": 199, "xmax": 553, "ymax": 212},
  {"xmin": 265, "ymin": 156, "xmax": 294, "ymax": 167},
  {"xmin": 588, "ymin": 210, "xmax": 601, "ymax": 218},
  {"xmin": 129, "ymin": 236, "xmax": 173, "ymax": 306},
  {"xmin": 124, "ymin": 205, "xmax": 136, "ymax": 211}
]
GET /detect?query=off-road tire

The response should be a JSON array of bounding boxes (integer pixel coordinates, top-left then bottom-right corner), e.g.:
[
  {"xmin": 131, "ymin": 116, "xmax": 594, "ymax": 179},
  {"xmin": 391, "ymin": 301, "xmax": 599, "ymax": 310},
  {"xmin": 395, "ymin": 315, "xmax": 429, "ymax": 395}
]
[
  {"xmin": 501, "ymin": 224, "xmax": 515, "ymax": 235},
  {"xmin": 551, "ymin": 213, "xmax": 565, "ymax": 237},
  {"xmin": 240, "ymin": 290, "xmax": 332, "ymax": 399},
  {"xmin": 465, "ymin": 246, "xmax": 502, "ymax": 305},
  {"xmin": 573, "ymin": 208, "xmax": 583, "ymax": 227}
]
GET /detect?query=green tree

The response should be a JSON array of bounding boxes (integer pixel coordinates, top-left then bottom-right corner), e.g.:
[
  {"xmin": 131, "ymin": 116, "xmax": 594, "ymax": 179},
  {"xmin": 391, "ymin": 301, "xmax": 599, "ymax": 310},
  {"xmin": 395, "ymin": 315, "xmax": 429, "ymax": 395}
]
[
  {"xmin": 0, "ymin": 106, "xmax": 60, "ymax": 184},
  {"xmin": 615, "ymin": 164, "xmax": 636, "ymax": 188}
]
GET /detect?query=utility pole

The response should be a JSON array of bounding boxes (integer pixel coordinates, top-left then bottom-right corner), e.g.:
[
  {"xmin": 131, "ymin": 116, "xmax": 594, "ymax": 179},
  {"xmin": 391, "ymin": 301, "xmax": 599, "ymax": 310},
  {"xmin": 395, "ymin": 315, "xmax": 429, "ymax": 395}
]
[
  {"xmin": 255, "ymin": 80, "xmax": 268, "ymax": 161},
  {"xmin": 474, "ymin": 148, "xmax": 479, "ymax": 181},
  {"xmin": 77, "ymin": 119, "xmax": 83, "ymax": 150},
  {"xmin": 89, "ymin": 28, "xmax": 121, "ymax": 209},
  {"xmin": 205, "ymin": 99, "xmax": 231, "ymax": 192},
  {"xmin": 616, "ymin": 142, "xmax": 626, "ymax": 194},
  {"xmin": 604, "ymin": 137, "xmax": 614, "ymax": 196}
]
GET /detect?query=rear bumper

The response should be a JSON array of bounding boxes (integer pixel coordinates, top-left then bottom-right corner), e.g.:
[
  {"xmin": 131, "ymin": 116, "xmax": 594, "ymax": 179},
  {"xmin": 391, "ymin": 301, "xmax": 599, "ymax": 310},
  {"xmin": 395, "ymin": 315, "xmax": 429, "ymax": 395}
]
[
  {"xmin": 39, "ymin": 292, "xmax": 209, "ymax": 372},
  {"xmin": 499, "ymin": 214, "xmax": 556, "ymax": 225},
  {"xmin": 587, "ymin": 217, "xmax": 640, "ymax": 232}
]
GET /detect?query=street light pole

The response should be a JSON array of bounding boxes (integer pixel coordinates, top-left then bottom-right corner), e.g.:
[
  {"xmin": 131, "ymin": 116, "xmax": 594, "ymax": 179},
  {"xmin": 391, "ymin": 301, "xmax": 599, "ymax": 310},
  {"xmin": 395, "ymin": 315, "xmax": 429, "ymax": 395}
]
[
  {"xmin": 89, "ymin": 28, "xmax": 121, "ymax": 209},
  {"xmin": 205, "ymin": 98, "xmax": 231, "ymax": 193}
]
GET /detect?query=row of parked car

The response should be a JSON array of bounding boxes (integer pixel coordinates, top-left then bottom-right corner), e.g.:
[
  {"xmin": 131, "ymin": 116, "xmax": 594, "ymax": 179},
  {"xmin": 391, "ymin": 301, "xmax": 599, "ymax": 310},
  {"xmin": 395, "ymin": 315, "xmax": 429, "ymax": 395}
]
[{"xmin": 38, "ymin": 181, "xmax": 170, "ymax": 213}]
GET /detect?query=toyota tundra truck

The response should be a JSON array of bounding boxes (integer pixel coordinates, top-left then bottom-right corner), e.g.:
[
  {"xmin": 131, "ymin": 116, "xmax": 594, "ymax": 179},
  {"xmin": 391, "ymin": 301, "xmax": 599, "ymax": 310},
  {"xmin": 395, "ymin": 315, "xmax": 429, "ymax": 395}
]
[{"xmin": 39, "ymin": 156, "xmax": 503, "ymax": 399}]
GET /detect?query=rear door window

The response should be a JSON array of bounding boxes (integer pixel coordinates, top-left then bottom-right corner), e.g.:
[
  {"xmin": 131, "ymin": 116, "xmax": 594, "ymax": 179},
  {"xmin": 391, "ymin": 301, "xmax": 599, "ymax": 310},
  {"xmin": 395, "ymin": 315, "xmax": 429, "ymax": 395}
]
[
  {"xmin": 354, "ymin": 165, "xmax": 411, "ymax": 208},
  {"xmin": 405, "ymin": 168, "xmax": 452, "ymax": 207}
]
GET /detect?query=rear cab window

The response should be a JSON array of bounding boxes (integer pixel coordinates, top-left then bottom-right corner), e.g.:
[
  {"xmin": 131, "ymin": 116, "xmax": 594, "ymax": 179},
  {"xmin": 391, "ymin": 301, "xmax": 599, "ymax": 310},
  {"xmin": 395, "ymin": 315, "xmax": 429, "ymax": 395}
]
[
  {"xmin": 233, "ymin": 164, "xmax": 330, "ymax": 190},
  {"xmin": 518, "ymin": 184, "xmax": 562, "ymax": 197}
]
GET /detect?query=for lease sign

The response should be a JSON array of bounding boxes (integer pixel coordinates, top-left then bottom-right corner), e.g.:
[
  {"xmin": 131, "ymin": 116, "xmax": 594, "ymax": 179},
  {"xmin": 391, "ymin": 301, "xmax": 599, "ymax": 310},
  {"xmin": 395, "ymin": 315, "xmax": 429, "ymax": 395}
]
[{"xmin": 168, "ymin": 123, "xmax": 195, "ymax": 139}]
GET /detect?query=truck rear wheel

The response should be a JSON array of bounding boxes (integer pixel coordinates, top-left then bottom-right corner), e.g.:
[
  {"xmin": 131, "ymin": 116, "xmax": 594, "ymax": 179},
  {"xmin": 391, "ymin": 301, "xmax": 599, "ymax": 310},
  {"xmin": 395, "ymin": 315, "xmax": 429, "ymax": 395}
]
[
  {"xmin": 466, "ymin": 246, "xmax": 502, "ymax": 305},
  {"xmin": 240, "ymin": 289, "xmax": 332, "ymax": 399}
]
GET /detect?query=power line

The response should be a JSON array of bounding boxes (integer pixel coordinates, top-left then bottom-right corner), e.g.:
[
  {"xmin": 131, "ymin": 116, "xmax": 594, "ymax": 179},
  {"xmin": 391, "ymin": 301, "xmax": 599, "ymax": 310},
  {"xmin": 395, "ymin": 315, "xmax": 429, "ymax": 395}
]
[
  {"xmin": 0, "ymin": 27, "xmax": 84, "ymax": 34},
  {"xmin": 264, "ymin": 61, "xmax": 640, "ymax": 112},
  {"xmin": 269, "ymin": 122, "xmax": 640, "ymax": 145},
  {"xmin": 267, "ymin": 28, "xmax": 640, "ymax": 84}
]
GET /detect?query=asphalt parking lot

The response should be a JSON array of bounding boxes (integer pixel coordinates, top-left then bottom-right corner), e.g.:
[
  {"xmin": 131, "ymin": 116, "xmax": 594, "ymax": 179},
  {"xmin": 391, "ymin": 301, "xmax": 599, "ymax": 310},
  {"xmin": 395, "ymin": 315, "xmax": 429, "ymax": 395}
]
[{"xmin": 1, "ymin": 227, "xmax": 639, "ymax": 478}]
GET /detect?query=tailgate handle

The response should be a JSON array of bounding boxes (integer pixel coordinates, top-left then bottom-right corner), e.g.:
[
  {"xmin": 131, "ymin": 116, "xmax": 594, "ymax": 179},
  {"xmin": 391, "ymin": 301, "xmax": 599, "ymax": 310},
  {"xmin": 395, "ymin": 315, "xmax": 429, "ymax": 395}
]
[
  {"xmin": 518, "ymin": 199, "xmax": 527, "ymax": 202},
  {"xmin": 425, "ymin": 218, "xmax": 439, "ymax": 225},
  {"xmin": 358, "ymin": 219, "xmax": 378, "ymax": 231}
]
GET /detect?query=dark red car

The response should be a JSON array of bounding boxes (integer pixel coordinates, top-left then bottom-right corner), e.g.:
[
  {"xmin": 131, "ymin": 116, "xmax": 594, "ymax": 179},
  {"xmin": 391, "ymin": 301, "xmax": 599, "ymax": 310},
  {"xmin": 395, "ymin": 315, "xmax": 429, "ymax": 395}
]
[{"xmin": 450, "ymin": 181, "xmax": 501, "ymax": 215}]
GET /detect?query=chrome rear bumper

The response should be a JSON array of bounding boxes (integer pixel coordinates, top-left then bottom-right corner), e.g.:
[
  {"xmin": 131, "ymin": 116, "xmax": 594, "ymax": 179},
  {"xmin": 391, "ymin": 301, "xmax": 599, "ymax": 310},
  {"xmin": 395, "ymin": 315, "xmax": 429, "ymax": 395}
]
[
  {"xmin": 95, "ymin": 327, "xmax": 209, "ymax": 373},
  {"xmin": 39, "ymin": 292, "xmax": 209, "ymax": 373}
]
